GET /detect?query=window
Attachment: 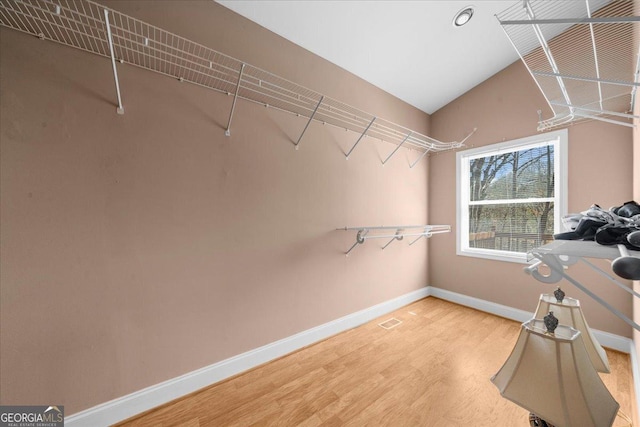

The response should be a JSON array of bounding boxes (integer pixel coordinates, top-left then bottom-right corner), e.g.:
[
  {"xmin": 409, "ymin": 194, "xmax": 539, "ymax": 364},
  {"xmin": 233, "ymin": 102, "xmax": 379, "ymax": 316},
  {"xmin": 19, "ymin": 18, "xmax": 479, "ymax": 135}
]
[{"xmin": 456, "ymin": 130, "xmax": 567, "ymax": 263}]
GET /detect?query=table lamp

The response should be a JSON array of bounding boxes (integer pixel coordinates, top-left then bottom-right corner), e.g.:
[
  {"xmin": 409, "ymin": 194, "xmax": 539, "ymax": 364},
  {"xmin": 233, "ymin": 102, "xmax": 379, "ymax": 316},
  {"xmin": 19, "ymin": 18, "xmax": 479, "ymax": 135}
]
[
  {"xmin": 491, "ymin": 314, "xmax": 619, "ymax": 427},
  {"xmin": 533, "ymin": 287, "xmax": 610, "ymax": 373}
]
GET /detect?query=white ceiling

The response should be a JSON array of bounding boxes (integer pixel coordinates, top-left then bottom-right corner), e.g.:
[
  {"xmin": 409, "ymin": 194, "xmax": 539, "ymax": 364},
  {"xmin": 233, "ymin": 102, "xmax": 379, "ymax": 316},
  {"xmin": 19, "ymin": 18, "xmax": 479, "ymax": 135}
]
[{"xmin": 216, "ymin": 0, "xmax": 522, "ymax": 114}]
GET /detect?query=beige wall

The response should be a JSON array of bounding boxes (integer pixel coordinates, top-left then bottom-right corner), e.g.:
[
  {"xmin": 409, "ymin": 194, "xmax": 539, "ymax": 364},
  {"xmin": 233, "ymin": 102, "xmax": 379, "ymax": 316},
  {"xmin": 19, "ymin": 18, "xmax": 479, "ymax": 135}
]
[
  {"xmin": 2, "ymin": 0, "xmax": 637, "ymax": 418},
  {"xmin": 0, "ymin": 1, "xmax": 433, "ymax": 414},
  {"xmin": 430, "ymin": 60, "xmax": 634, "ymax": 338}
]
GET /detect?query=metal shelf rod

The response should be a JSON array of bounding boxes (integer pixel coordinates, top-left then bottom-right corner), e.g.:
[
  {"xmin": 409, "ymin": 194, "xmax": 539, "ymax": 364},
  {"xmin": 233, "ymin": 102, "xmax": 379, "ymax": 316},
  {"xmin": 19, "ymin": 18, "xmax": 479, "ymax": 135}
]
[
  {"xmin": 364, "ymin": 230, "xmax": 450, "ymax": 240},
  {"xmin": 382, "ymin": 132, "xmax": 411, "ymax": 165},
  {"xmin": 409, "ymin": 234, "xmax": 426, "ymax": 246},
  {"xmin": 104, "ymin": 9, "xmax": 124, "ymax": 114},
  {"xmin": 574, "ymin": 112, "xmax": 636, "ymax": 128},
  {"xmin": 499, "ymin": 17, "xmax": 640, "ymax": 25},
  {"xmin": 531, "ymin": 71, "xmax": 640, "ymax": 88},
  {"xmin": 340, "ymin": 225, "xmax": 451, "ymax": 256},
  {"xmin": 294, "ymin": 96, "xmax": 323, "ymax": 149},
  {"xmin": 382, "ymin": 231, "xmax": 404, "ymax": 250},
  {"xmin": 550, "ymin": 102, "xmax": 638, "ymax": 120},
  {"xmin": 409, "ymin": 149, "xmax": 430, "ymax": 169},
  {"xmin": 346, "ymin": 117, "xmax": 376, "ymax": 159},
  {"xmin": 338, "ymin": 225, "xmax": 450, "ymax": 231},
  {"xmin": 225, "ymin": 63, "xmax": 245, "ymax": 137}
]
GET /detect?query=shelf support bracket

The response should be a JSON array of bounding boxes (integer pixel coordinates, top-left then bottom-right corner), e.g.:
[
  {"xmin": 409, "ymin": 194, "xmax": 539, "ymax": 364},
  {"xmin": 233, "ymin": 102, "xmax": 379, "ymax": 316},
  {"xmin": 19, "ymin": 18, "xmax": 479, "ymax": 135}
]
[
  {"xmin": 346, "ymin": 117, "xmax": 376, "ymax": 159},
  {"xmin": 409, "ymin": 229, "xmax": 432, "ymax": 245},
  {"xmin": 382, "ymin": 132, "xmax": 411, "ymax": 165},
  {"xmin": 104, "ymin": 9, "xmax": 124, "ymax": 115},
  {"xmin": 345, "ymin": 229, "xmax": 368, "ymax": 256},
  {"xmin": 225, "ymin": 63, "xmax": 245, "ymax": 137},
  {"xmin": 382, "ymin": 229, "xmax": 404, "ymax": 250},
  {"xmin": 295, "ymin": 96, "xmax": 324, "ymax": 150},
  {"xmin": 410, "ymin": 149, "xmax": 430, "ymax": 169},
  {"xmin": 408, "ymin": 234, "xmax": 424, "ymax": 245}
]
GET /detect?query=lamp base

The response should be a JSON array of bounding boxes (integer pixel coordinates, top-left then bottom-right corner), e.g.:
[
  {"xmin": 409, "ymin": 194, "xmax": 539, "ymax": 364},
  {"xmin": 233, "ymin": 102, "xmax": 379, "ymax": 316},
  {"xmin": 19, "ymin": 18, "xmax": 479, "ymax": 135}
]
[{"xmin": 529, "ymin": 413, "xmax": 555, "ymax": 427}]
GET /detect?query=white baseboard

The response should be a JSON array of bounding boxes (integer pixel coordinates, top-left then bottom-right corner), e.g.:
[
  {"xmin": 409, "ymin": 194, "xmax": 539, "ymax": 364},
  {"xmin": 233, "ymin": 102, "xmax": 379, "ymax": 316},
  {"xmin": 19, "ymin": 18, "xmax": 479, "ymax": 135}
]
[
  {"xmin": 65, "ymin": 287, "xmax": 430, "ymax": 427},
  {"xmin": 428, "ymin": 286, "xmax": 533, "ymax": 323},
  {"xmin": 66, "ymin": 285, "xmax": 634, "ymax": 426},
  {"xmin": 427, "ymin": 286, "xmax": 633, "ymax": 354}
]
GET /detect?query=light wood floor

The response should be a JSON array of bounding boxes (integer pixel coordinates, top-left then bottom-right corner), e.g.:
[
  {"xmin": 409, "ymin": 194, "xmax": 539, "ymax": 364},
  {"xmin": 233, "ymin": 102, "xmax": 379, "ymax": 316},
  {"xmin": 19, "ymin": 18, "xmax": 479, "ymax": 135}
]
[{"xmin": 116, "ymin": 297, "xmax": 636, "ymax": 426}]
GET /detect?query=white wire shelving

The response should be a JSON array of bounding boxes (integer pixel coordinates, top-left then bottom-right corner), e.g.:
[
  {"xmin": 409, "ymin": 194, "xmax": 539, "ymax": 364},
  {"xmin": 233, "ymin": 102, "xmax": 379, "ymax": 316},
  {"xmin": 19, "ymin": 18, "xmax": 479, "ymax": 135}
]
[
  {"xmin": 496, "ymin": 0, "xmax": 640, "ymax": 131},
  {"xmin": 338, "ymin": 225, "xmax": 451, "ymax": 256},
  {"xmin": 0, "ymin": 0, "xmax": 474, "ymax": 166}
]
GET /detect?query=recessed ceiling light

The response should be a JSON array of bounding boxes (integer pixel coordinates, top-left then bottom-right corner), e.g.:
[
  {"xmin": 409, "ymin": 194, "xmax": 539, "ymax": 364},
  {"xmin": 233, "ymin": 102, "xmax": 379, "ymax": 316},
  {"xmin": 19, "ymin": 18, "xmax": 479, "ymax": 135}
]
[{"xmin": 453, "ymin": 6, "xmax": 474, "ymax": 27}]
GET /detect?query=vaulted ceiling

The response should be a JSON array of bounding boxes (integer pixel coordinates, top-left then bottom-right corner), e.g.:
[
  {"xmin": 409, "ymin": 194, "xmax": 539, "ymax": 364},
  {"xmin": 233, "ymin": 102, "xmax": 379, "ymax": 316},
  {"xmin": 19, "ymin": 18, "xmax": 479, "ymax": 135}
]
[{"xmin": 217, "ymin": 1, "xmax": 522, "ymax": 114}]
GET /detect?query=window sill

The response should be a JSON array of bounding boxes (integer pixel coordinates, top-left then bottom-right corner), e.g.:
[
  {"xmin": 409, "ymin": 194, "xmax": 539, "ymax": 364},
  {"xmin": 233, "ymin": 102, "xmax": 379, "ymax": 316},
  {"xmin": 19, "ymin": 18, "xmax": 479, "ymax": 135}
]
[{"xmin": 457, "ymin": 248, "xmax": 531, "ymax": 264}]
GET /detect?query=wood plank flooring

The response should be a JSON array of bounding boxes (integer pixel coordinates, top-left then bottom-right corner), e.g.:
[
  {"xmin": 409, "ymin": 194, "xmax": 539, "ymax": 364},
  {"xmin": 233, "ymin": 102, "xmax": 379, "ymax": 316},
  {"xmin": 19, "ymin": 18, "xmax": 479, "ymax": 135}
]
[{"xmin": 116, "ymin": 297, "xmax": 635, "ymax": 426}]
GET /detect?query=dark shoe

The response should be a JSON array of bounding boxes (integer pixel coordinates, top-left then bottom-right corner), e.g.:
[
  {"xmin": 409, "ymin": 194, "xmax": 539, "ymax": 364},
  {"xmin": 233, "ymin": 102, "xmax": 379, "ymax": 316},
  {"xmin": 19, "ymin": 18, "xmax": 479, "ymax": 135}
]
[
  {"xmin": 616, "ymin": 201, "xmax": 640, "ymax": 218},
  {"xmin": 626, "ymin": 230, "xmax": 640, "ymax": 249},
  {"xmin": 595, "ymin": 224, "xmax": 638, "ymax": 249},
  {"xmin": 573, "ymin": 216, "xmax": 607, "ymax": 240}
]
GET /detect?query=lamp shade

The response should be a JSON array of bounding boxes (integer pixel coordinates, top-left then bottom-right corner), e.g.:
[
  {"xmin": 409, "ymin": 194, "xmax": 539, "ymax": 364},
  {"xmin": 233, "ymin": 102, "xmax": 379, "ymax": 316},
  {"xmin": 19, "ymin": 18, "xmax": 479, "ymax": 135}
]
[
  {"xmin": 491, "ymin": 319, "xmax": 619, "ymax": 427},
  {"xmin": 534, "ymin": 294, "xmax": 610, "ymax": 373}
]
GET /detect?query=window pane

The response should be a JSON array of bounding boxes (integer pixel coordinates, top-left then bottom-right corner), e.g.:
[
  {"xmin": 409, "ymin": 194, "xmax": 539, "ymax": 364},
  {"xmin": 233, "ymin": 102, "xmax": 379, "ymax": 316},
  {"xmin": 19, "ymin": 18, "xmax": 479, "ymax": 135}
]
[
  {"xmin": 469, "ymin": 145, "xmax": 554, "ymax": 201},
  {"xmin": 468, "ymin": 202, "xmax": 555, "ymax": 253}
]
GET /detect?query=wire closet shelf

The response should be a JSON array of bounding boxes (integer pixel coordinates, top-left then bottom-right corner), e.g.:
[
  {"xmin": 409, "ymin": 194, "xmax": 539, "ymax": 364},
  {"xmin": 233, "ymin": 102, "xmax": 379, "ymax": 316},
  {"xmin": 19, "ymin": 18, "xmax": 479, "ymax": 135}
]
[
  {"xmin": 0, "ymin": 0, "xmax": 473, "ymax": 161},
  {"xmin": 496, "ymin": 0, "xmax": 640, "ymax": 131}
]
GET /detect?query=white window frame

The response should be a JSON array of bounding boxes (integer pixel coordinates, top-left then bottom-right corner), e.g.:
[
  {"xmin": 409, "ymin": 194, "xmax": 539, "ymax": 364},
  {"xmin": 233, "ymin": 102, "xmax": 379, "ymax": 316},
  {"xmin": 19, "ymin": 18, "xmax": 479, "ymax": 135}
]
[{"xmin": 456, "ymin": 129, "xmax": 568, "ymax": 264}]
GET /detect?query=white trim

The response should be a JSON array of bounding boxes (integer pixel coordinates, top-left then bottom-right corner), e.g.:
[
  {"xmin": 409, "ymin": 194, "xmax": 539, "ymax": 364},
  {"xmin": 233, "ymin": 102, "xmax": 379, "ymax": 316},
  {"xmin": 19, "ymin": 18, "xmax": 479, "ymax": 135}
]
[
  {"xmin": 631, "ymin": 342, "xmax": 640, "ymax": 423},
  {"xmin": 428, "ymin": 286, "xmax": 632, "ymax": 353},
  {"xmin": 65, "ymin": 287, "xmax": 431, "ymax": 427},
  {"xmin": 459, "ymin": 247, "xmax": 531, "ymax": 264},
  {"xmin": 557, "ymin": 130, "xmax": 569, "ymax": 225},
  {"xmin": 464, "ymin": 137, "xmax": 563, "ymax": 160},
  {"xmin": 65, "ymin": 285, "xmax": 633, "ymax": 427},
  {"xmin": 429, "ymin": 286, "xmax": 532, "ymax": 322},
  {"xmin": 592, "ymin": 329, "xmax": 634, "ymax": 354},
  {"xmin": 468, "ymin": 197, "xmax": 555, "ymax": 206}
]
